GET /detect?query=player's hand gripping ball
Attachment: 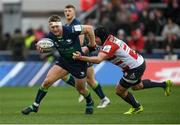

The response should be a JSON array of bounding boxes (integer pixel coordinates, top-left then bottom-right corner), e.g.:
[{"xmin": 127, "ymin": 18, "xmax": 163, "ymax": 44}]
[{"xmin": 36, "ymin": 38, "xmax": 54, "ymax": 53}]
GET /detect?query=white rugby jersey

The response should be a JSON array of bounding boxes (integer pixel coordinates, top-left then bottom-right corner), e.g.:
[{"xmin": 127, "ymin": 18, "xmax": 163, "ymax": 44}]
[{"xmin": 100, "ymin": 35, "xmax": 144, "ymax": 71}]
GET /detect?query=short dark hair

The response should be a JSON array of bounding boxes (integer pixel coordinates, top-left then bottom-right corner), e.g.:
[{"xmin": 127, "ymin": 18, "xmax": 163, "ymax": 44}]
[
  {"xmin": 48, "ymin": 15, "xmax": 61, "ymax": 23},
  {"xmin": 94, "ymin": 26, "xmax": 109, "ymax": 44},
  {"xmin": 65, "ymin": 4, "xmax": 76, "ymax": 10}
]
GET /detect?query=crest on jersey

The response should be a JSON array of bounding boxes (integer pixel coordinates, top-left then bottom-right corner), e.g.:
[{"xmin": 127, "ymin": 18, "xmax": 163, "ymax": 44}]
[
  {"xmin": 66, "ymin": 39, "xmax": 72, "ymax": 44},
  {"xmin": 103, "ymin": 45, "xmax": 111, "ymax": 53}
]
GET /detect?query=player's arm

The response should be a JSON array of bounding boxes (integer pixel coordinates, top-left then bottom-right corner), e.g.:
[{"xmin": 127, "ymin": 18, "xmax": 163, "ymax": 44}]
[
  {"xmin": 80, "ymin": 25, "xmax": 96, "ymax": 48},
  {"xmin": 79, "ymin": 34, "xmax": 84, "ymax": 46},
  {"xmin": 73, "ymin": 51, "xmax": 109, "ymax": 64}
]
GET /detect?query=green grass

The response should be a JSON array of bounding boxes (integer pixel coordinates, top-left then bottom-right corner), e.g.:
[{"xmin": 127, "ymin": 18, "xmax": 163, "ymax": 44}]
[{"xmin": 0, "ymin": 86, "xmax": 180, "ymax": 124}]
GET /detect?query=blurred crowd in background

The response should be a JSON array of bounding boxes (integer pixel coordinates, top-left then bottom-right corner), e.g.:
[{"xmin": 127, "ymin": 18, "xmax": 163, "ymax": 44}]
[{"xmin": 0, "ymin": 0, "xmax": 180, "ymax": 61}]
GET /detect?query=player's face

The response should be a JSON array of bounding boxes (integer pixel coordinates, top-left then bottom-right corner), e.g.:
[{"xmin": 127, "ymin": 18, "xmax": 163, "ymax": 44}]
[
  {"xmin": 64, "ymin": 8, "xmax": 75, "ymax": 20},
  {"xmin": 95, "ymin": 36, "xmax": 103, "ymax": 46},
  {"xmin": 49, "ymin": 22, "xmax": 62, "ymax": 36}
]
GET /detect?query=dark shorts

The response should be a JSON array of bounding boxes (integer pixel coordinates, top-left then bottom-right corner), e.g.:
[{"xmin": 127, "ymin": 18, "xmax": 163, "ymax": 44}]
[
  {"xmin": 55, "ymin": 57, "xmax": 87, "ymax": 79},
  {"xmin": 120, "ymin": 61, "xmax": 146, "ymax": 88}
]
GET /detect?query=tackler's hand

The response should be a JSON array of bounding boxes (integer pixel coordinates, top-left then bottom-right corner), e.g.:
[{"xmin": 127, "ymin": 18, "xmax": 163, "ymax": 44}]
[{"xmin": 73, "ymin": 51, "xmax": 82, "ymax": 60}]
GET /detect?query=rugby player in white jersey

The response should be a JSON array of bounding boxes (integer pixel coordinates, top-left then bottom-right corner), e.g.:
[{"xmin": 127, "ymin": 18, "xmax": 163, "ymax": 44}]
[{"xmin": 73, "ymin": 26, "xmax": 173, "ymax": 115}]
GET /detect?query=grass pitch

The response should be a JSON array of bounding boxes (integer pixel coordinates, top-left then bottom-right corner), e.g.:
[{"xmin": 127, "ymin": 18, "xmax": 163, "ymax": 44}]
[{"xmin": 0, "ymin": 86, "xmax": 180, "ymax": 124}]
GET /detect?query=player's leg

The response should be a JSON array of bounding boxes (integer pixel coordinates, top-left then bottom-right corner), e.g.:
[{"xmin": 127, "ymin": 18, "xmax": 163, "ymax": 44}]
[
  {"xmin": 116, "ymin": 62, "xmax": 146, "ymax": 115},
  {"xmin": 62, "ymin": 74, "xmax": 75, "ymax": 87},
  {"xmin": 132, "ymin": 79, "xmax": 173, "ymax": 96},
  {"xmin": 21, "ymin": 64, "xmax": 68, "ymax": 115},
  {"xmin": 62, "ymin": 74, "xmax": 86, "ymax": 103},
  {"xmin": 86, "ymin": 66, "xmax": 110, "ymax": 108},
  {"xmin": 70, "ymin": 61, "xmax": 94, "ymax": 114},
  {"xmin": 75, "ymin": 77, "xmax": 94, "ymax": 114},
  {"xmin": 116, "ymin": 79, "xmax": 143, "ymax": 115},
  {"xmin": 130, "ymin": 61, "xmax": 173, "ymax": 96}
]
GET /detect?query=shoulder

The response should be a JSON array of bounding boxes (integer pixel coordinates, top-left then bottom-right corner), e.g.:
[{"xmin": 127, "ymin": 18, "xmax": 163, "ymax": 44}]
[
  {"xmin": 47, "ymin": 32, "xmax": 55, "ymax": 39},
  {"xmin": 101, "ymin": 35, "xmax": 121, "ymax": 54},
  {"xmin": 63, "ymin": 25, "xmax": 72, "ymax": 33},
  {"xmin": 63, "ymin": 25, "xmax": 82, "ymax": 33},
  {"xmin": 103, "ymin": 35, "xmax": 122, "ymax": 46},
  {"xmin": 72, "ymin": 18, "xmax": 81, "ymax": 25}
]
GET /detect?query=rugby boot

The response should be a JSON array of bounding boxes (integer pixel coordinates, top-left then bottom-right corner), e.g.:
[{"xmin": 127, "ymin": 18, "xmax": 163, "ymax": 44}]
[
  {"xmin": 124, "ymin": 105, "xmax": 143, "ymax": 115},
  {"xmin": 164, "ymin": 80, "xmax": 173, "ymax": 96},
  {"xmin": 21, "ymin": 105, "xmax": 38, "ymax": 115},
  {"xmin": 85, "ymin": 100, "xmax": 94, "ymax": 114},
  {"xmin": 97, "ymin": 96, "xmax": 110, "ymax": 108}
]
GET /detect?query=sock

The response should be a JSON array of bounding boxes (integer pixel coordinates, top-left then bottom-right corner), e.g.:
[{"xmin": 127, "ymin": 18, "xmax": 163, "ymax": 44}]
[
  {"xmin": 92, "ymin": 82, "xmax": 105, "ymax": 100},
  {"xmin": 142, "ymin": 79, "xmax": 166, "ymax": 89},
  {"xmin": 34, "ymin": 86, "xmax": 48, "ymax": 106},
  {"xmin": 120, "ymin": 92, "xmax": 140, "ymax": 108},
  {"xmin": 64, "ymin": 75, "xmax": 75, "ymax": 87},
  {"xmin": 84, "ymin": 91, "xmax": 93, "ymax": 104}
]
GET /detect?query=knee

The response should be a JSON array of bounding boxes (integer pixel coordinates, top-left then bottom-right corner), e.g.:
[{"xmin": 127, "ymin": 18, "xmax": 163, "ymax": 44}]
[
  {"xmin": 62, "ymin": 75, "xmax": 69, "ymax": 81},
  {"xmin": 76, "ymin": 86, "xmax": 86, "ymax": 94},
  {"xmin": 86, "ymin": 78, "xmax": 96, "ymax": 88},
  {"xmin": 42, "ymin": 78, "xmax": 53, "ymax": 88},
  {"xmin": 131, "ymin": 87, "xmax": 139, "ymax": 91},
  {"xmin": 115, "ymin": 86, "xmax": 125, "ymax": 97},
  {"xmin": 131, "ymin": 83, "xmax": 143, "ymax": 91}
]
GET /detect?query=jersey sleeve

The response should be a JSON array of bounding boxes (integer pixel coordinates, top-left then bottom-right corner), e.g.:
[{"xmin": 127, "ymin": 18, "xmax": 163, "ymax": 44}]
[
  {"xmin": 100, "ymin": 37, "xmax": 119, "ymax": 57},
  {"xmin": 72, "ymin": 25, "xmax": 82, "ymax": 35}
]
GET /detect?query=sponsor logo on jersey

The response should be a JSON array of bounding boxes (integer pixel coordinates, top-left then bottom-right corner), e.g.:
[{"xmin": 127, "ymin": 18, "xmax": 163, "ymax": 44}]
[
  {"xmin": 74, "ymin": 25, "xmax": 82, "ymax": 31},
  {"xmin": 103, "ymin": 45, "xmax": 111, "ymax": 53}
]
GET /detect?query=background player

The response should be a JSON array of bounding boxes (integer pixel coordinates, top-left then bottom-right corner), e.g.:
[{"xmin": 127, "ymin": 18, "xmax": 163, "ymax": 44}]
[
  {"xmin": 73, "ymin": 26, "xmax": 173, "ymax": 115},
  {"xmin": 21, "ymin": 15, "xmax": 96, "ymax": 115},
  {"xmin": 62, "ymin": 4, "xmax": 110, "ymax": 108}
]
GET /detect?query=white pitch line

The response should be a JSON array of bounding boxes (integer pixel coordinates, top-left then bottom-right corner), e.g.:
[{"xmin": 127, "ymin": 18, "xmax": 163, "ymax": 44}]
[
  {"xmin": 0, "ymin": 62, "xmax": 25, "ymax": 87},
  {"xmin": 28, "ymin": 62, "xmax": 51, "ymax": 87}
]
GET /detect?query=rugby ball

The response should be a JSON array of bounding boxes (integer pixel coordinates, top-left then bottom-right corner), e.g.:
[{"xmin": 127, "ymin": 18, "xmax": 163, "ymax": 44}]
[{"xmin": 37, "ymin": 38, "xmax": 54, "ymax": 49}]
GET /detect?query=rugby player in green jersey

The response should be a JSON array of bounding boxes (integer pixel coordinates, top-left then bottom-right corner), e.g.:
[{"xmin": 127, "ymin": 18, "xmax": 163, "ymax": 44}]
[
  {"xmin": 21, "ymin": 15, "xmax": 96, "ymax": 115},
  {"xmin": 61, "ymin": 4, "xmax": 110, "ymax": 108}
]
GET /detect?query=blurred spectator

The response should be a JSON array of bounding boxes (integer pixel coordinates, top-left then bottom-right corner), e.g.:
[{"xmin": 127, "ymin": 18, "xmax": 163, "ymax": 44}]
[
  {"xmin": 162, "ymin": 18, "xmax": 180, "ymax": 38},
  {"xmin": 164, "ymin": 33, "xmax": 174, "ymax": 54},
  {"xmin": 25, "ymin": 28, "xmax": 36, "ymax": 50},
  {"xmin": 166, "ymin": 0, "xmax": 180, "ymax": 25},
  {"xmin": 116, "ymin": 4, "xmax": 131, "ymax": 34},
  {"xmin": 34, "ymin": 26, "xmax": 45, "ymax": 41},
  {"xmin": 135, "ymin": 0, "xmax": 149, "ymax": 13},
  {"xmin": 154, "ymin": 9, "xmax": 167, "ymax": 35},
  {"xmin": 126, "ymin": 0, "xmax": 137, "ymax": 13},
  {"xmin": 130, "ymin": 12, "xmax": 140, "ymax": 30},
  {"xmin": 11, "ymin": 29, "xmax": 25, "ymax": 61},
  {"xmin": 128, "ymin": 29, "xmax": 144, "ymax": 53},
  {"xmin": 146, "ymin": 10, "xmax": 159, "ymax": 35},
  {"xmin": 144, "ymin": 32, "xmax": 156, "ymax": 54},
  {"xmin": 80, "ymin": 0, "xmax": 96, "ymax": 12},
  {"xmin": 162, "ymin": 18, "xmax": 180, "ymax": 48},
  {"xmin": 139, "ymin": 9, "xmax": 149, "ymax": 35},
  {"xmin": 117, "ymin": 29, "xmax": 127, "ymax": 43},
  {"xmin": 164, "ymin": 33, "xmax": 178, "ymax": 60},
  {"xmin": 0, "ymin": 33, "xmax": 11, "ymax": 50}
]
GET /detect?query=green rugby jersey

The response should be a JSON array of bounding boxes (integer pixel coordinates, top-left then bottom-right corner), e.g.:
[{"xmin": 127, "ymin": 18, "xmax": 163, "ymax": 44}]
[{"xmin": 48, "ymin": 25, "xmax": 83, "ymax": 62}]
